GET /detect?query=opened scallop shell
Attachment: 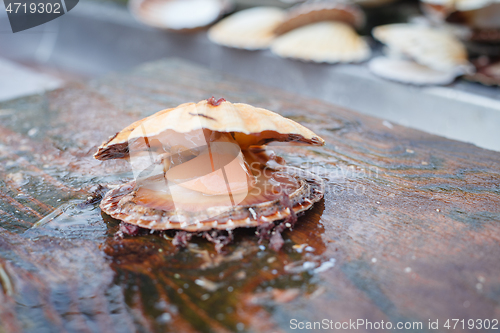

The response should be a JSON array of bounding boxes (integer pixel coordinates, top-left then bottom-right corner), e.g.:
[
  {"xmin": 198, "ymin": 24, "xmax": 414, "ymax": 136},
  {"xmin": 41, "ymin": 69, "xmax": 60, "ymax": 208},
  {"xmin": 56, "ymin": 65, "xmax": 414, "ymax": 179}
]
[
  {"xmin": 274, "ymin": 1, "xmax": 365, "ymax": 35},
  {"xmin": 372, "ymin": 23, "xmax": 473, "ymax": 73},
  {"xmin": 95, "ymin": 99, "xmax": 325, "ymax": 232},
  {"xmin": 95, "ymin": 99, "xmax": 324, "ymax": 160},
  {"xmin": 271, "ymin": 21, "xmax": 371, "ymax": 64},
  {"xmin": 369, "ymin": 56, "xmax": 463, "ymax": 85},
  {"xmin": 129, "ymin": 0, "xmax": 233, "ymax": 32},
  {"xmin": 207, "ymin": 7, "xmax": 285, "ymax": 50}
]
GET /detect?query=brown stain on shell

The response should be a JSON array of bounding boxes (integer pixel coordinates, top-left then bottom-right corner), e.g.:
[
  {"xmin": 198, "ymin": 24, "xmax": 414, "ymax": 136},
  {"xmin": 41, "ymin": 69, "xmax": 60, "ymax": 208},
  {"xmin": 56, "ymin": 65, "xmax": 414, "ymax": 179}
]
[{"xmin": 274, "ymin": 2, "xmax": 365, "ymax": 35}]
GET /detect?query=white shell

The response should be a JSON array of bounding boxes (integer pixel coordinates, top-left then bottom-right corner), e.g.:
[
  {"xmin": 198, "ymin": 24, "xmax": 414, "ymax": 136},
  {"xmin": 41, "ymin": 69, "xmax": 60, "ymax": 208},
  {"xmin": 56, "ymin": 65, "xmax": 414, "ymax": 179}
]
[
  {"xmin": 129, "ymin": 0, "xmax": 232, "ymax": 31},
  {"xmin": 420, "ymin": 0, "xmax": 500, "ymax": 11},
  {"xmin": 208, "ymin": 7, "xmax": 285, "ymax": 50},
  {"xmin": 369, "ymin": 56, "xmax": 462, "ymax": 85},
  {"xmin": 271, "ymin": 21, "xmax": 371, "ymax": 64},
  {"xmin": 373, "ymin": 24, "xmax": 473, "ymax": 73}
]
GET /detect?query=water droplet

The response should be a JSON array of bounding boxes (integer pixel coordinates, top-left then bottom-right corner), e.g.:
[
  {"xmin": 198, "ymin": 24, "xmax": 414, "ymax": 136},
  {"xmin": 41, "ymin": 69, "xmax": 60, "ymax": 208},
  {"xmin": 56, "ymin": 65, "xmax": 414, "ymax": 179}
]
[{"xmin": 157, "ymin": 313, "xmax": 172, "ymax": 324}]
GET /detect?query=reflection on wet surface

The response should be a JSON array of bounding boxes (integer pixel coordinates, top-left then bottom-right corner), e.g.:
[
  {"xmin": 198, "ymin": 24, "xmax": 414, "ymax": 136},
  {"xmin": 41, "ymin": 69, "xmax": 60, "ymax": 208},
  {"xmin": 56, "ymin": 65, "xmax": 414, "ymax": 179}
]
[{"xmin": 2, "ymin": 195, "xmax": 328, "ymax": 332}]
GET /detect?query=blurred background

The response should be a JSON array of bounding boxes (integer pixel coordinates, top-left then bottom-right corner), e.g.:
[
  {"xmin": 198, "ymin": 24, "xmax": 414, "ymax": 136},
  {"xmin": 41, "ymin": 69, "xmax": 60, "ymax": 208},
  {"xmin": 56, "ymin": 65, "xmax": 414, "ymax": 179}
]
[{"xmin": 0, "ymin": 0, "xmax": 499, "ymax": 151}]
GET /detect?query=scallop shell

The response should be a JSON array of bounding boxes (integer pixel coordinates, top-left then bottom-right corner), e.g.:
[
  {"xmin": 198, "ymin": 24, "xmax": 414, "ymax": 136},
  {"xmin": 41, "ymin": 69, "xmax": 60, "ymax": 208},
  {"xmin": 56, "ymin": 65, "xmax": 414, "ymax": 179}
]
[
  {"xmin": 448, "ymin": 4, "xmax": 500, "ymax": 41},
  {"xmin": 274, "ymin": 1, "xmax": 365, "ymax": 35},
  {"xmin": 421, "ymin": 0, "xmax": 500, "ymax": 41},
  {"xmin": 96, "ymin": 99, "xmax": 325, "ymax": 233},
  {"xmin": 450, "ymin": 3, "xmax": 500, "ymax": 29},
  {"xmin": 369, "ymin": 56, "xmax": 462, "ymax": 85},
  {"xmin": 129, "ymin": 0, "xmax": 233, "ymax": 32},
  {"xmin": 372, "ymin": 23, "xmax": 473, "ymax": 73},
  {"xmin": 271, "ymin": 21, "xmax": 371, "ymax": 64},
  {"xmin": 420, "ymin": 0, "xmax": 500, "ymax": 13},
  {"xmin": 99, "ymin": 166, "xmax": 324, "ymax": 232},
  {"xmin": 207, "ymin": 7, "xmax": 286, "ymax": 50},
  {"xmin": 465, "ymin": 57, "xmax": 500, "ymax": 85},
  {"xmin": 95, "ymin": 98, "xmax": 324, "ymax": 160}
]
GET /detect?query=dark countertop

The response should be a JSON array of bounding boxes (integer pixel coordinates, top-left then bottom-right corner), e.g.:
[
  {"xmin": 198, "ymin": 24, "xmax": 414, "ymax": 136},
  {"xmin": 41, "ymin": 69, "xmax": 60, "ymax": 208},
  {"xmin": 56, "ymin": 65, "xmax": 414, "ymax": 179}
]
[{"xmin": 0, "ymin": 58, "xmax": 499, "ymax": 333}]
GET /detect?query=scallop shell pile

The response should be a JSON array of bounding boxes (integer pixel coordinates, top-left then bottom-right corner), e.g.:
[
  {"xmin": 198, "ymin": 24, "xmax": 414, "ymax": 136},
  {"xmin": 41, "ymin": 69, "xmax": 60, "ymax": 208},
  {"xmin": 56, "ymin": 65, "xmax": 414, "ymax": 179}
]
[
  {"xmin": 369, "ymin": 23, "xmax": 474, "ymax": 85},
  {"xmin": 95, "ymin": 98, "xmax": 325, "ymax": 234},
  {"xmin": 206, "ymin": 1, "xmax": 371, "ymax": 64}
]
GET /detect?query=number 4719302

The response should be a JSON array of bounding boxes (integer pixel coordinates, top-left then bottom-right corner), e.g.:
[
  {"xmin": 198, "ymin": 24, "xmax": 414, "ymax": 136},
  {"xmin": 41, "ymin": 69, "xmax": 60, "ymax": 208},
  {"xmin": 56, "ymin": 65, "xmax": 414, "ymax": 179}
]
[
  {"xmin": 444, "ymin": 319, "xmax": 499, "ymax": 330},
  {"xmin": 5, "ymin": 2, "xmax": 61, "ymax": 14}
]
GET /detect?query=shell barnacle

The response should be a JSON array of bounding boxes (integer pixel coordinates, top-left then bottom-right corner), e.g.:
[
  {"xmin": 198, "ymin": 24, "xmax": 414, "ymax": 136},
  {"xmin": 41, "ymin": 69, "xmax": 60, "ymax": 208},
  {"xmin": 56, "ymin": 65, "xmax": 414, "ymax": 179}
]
[{"xmin": 95, "ymin": 98, "xmax": 325, "ymax": 250}]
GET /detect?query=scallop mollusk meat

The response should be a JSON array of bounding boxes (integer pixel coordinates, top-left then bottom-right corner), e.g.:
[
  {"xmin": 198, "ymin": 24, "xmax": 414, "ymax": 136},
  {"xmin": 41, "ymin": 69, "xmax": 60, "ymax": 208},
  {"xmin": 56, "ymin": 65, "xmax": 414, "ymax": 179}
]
[
  {"xmin": 95, "ymin": 98, "xmax": 325, "ymax": 233},
  {"xmin": 207, "ymin": 7, "xmax": 286, "ymax": 50},
  {"xmin": 271, "ymin": 21, "xmax": 371, "ymax": 64},
  {"xmin": 129, "ymin": 0, "xmax": 233, "ymax": 32}
]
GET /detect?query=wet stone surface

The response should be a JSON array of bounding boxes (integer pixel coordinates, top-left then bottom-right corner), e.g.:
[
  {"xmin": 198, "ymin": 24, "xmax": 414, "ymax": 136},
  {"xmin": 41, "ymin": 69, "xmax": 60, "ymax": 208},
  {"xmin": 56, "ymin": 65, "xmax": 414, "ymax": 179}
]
[{"xmin": 0, "ymin": 59, "xmax": 499, "ymax": 332}]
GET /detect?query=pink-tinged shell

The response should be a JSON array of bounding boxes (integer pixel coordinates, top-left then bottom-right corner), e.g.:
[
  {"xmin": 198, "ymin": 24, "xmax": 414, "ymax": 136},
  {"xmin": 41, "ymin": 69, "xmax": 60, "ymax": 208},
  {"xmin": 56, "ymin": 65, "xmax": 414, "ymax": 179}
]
[
  {"xmin": 99, "ymin": 166, "xmax": 324, "ymax": 232},
  {"xmin": 274, "ymin": 1, "xmax": 365, "ymax": 36},
  {"xmin": 465, "ymin": 57, "xmax": 500, "ymax": 86}
]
